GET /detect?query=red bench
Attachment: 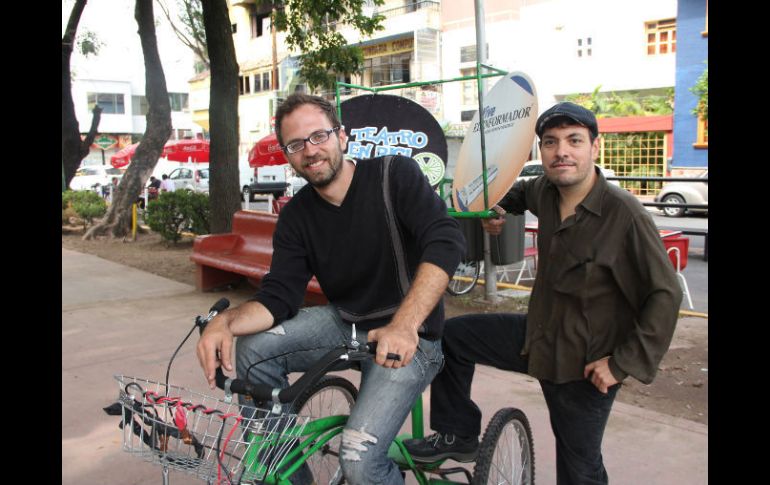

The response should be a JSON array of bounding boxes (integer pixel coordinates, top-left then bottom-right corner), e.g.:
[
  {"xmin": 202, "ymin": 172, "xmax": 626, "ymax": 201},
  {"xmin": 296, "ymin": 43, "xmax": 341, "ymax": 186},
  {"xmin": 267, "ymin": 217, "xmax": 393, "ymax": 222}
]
[{"xmin": 190, "ymin": 210, "xmax": 327, "ymax": 305}]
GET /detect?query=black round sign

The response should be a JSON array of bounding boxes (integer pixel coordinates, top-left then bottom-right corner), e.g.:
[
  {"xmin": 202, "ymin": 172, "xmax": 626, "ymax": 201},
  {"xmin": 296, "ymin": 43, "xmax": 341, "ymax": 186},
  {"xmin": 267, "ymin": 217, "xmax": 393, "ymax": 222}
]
[{"xmin": 341, "ymin": 94, "xmax": 448, "ymax": 188}]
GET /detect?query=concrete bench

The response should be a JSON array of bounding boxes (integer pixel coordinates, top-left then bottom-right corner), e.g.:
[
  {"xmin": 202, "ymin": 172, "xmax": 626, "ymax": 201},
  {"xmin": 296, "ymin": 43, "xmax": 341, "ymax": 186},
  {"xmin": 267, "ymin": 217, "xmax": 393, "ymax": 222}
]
[{"xmin": 190, "ymin": 210, "xmax": 327, "ymax": 304}]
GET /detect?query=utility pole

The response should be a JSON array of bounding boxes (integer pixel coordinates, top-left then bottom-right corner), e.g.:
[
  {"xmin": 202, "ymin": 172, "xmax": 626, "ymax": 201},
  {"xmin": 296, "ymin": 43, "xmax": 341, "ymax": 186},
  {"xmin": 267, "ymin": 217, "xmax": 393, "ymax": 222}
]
[{"xmin": 474, "ymin": 0, "xmax": 499, "ymax": 303}]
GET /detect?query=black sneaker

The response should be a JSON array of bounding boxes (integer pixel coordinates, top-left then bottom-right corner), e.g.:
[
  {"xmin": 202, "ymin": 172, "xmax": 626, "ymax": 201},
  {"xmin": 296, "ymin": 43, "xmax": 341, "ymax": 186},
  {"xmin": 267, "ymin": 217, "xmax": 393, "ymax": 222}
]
[{"xmin": 402, "ymin": 432, "xmax": 479, "ymax": 463}]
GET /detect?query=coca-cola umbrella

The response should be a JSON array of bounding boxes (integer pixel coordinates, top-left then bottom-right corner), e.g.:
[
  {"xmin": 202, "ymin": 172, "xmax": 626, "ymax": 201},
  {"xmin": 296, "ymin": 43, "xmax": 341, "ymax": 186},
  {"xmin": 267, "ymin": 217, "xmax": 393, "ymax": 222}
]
[
  {"xmin": 110, "ymin": 143, "xmax": 140, "ymax": 168},
  {"xmin": 162, "ymin": 139, "xmax": 210, "ymax": 163},
  {"xmin": 110, "ymin": 139, "xmax": 210, "ymax": 168},
  {"xmin": 249, "ymin": 132, "xmax": 288, "ymax": 168}
]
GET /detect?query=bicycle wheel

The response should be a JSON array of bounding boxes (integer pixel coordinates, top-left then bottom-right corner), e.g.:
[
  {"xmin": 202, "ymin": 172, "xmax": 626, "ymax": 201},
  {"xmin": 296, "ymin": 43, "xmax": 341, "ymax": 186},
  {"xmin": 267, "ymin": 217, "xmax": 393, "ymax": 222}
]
[
  {"xmin": 290, "ymin": 375, "xmax": 358, "ymax": 485},
  {"xmin": 472, "ymin": 407, "xmax": 535, "ymax": 485},
  {"xmin": 447, "ymin": 259, "xmax": 481, "ymax": 296}
]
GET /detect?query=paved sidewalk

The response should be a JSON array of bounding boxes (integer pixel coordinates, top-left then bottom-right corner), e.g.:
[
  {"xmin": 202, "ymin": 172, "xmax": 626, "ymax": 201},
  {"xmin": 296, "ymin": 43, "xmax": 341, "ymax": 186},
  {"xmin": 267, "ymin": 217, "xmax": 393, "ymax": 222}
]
[{"xmin": 62, "ymin": 248, "xmax": 707, "ymax": 484}]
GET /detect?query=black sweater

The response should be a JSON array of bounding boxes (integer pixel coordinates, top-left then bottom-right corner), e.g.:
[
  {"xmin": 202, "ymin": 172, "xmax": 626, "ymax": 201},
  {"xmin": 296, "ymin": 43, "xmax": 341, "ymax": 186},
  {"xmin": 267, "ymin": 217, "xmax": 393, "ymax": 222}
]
[{"xmin": 251, "ymin": 155, "xmax": 465, "ymax": 340}]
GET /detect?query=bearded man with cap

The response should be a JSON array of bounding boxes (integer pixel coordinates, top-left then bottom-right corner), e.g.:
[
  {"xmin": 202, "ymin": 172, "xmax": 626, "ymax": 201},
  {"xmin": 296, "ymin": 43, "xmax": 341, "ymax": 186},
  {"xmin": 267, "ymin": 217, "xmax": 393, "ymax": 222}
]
[{"xmin": 403, "ymin": 102, "xmax": 682, "ymax": 485}]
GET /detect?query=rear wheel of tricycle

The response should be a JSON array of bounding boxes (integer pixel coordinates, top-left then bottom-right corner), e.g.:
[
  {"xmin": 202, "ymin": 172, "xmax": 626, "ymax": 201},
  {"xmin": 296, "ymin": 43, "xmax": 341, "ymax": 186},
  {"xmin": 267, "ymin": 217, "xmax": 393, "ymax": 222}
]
[{"xmin": 472, "ymin": 407, "xmax": 534, "ymax": 485}]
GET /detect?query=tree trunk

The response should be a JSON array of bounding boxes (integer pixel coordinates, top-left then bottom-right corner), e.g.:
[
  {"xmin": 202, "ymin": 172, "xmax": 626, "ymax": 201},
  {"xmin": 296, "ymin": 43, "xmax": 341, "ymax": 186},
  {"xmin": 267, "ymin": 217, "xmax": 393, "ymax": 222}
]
[
  {"xmin": 202, "ymin": 0, "xmax": 241, "ymax": 234},
  {"xmin": 84, "ymin": 0, "xmax": 172, "ymax": 240},
  {"xmin": 62, "ymin": 0, "xmax": 103, "ymax": 187}
]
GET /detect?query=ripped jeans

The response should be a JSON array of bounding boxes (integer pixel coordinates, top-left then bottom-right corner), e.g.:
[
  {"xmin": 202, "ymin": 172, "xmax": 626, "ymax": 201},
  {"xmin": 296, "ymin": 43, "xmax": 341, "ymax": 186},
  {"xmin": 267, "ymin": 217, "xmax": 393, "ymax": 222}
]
[{"xmin": 235, "ymin": 305, "xmax": 444, "ymax": 485}]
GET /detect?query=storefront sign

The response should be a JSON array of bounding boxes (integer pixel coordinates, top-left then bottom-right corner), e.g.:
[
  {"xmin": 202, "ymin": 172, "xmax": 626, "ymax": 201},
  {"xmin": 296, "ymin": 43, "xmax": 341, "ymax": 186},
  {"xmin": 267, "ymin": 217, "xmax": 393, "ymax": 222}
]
[
  {"xmin": 362, "ymin": 37, "xmax": 414, "ymax": 58},
  {"xmin": 92, "ymin": 135, "xmax": 117, "ymax": 151},
  {"xmin": 341, "ymin": 94, "xmax": 447, "ymax": 188}
]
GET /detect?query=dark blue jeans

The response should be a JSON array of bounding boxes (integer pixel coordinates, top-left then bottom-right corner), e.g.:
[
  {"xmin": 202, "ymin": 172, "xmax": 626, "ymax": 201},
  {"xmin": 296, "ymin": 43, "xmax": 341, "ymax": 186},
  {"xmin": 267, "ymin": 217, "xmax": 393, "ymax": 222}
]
[{"xmin": 428, "ymin": 313, "xmax": 619, "ymax": 485}]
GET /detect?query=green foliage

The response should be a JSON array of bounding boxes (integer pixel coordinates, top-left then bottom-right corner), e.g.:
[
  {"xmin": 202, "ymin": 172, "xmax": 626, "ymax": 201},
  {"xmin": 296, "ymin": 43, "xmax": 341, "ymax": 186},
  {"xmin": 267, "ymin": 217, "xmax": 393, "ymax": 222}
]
[
  {"xmin": 690, "ymin": 62, "xmax": 708, "ymax": 121},
  {"xmin": 565, "ymin": 85, "xmax": 674, "ymax": 117},
  {"xmin": 270, "ymin": 0, "xmax": 386, "ymax": 90},
  {"xmin": 77, "ymin": 30, "xmax": 103, "ymax": 57},
  {"xmin": 146, "ymin": 190, "xmax": 211, "ymax": 243},
  {"xmin": 186, "ymin": 191, "xmax": 211, "ymax": 235},
  {"xmin": 65, "ymin": 190, "xmax": 108, "ymax": 229}
]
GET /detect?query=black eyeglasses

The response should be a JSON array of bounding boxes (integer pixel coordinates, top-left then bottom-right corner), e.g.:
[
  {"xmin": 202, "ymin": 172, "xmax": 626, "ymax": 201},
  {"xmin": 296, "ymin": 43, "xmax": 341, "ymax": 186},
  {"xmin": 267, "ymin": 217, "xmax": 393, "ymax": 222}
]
[{"xmin": 282, "ymin": 127, "xmax": 340, "ymax": 154}]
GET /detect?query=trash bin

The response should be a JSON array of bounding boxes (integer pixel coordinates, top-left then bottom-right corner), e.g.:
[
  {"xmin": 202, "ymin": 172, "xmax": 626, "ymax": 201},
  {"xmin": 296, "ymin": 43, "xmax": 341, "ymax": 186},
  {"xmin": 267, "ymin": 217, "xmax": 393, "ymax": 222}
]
[
  {"xmin": 490, "ymin": 213, "xmax": 525, "ymax": 265},
  {"xmin": 456, "ymin": 217, "xmax": 484, "ymax": 261}
]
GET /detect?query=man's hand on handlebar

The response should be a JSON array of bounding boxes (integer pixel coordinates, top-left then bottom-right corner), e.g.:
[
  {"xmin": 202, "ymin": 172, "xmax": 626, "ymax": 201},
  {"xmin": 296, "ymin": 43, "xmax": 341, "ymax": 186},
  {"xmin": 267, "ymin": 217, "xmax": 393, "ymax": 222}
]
[
  {"xmin": 366, "ymin": 324, "xmax": 417, "ymax": 369},
  {"xmin": 196, "ymin": 314, "xmax": 235, "ymax": 390}
]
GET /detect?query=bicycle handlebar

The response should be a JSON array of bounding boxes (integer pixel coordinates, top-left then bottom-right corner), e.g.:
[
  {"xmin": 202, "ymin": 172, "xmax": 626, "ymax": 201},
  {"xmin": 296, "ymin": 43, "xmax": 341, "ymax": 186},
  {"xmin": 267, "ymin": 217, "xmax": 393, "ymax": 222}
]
[{"xmin": 196, "ymin": 299, "xmax": 400, "ymax": 405}]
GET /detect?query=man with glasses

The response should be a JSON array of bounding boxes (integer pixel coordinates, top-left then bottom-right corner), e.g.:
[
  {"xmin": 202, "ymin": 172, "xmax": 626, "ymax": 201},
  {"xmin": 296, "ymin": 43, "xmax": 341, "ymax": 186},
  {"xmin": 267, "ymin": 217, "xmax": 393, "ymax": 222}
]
[{"xmin": 198, "ymin": 93, "xmax": 465, "ymax": 484}]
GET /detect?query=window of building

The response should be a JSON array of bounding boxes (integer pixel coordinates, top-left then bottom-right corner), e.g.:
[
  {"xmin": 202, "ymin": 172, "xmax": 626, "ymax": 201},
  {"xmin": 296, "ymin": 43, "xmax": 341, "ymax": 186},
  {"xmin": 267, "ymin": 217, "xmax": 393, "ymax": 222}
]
[
  {"xmin": 646, "ymin": 19, "xmax": 676, "ymax": 55},
  {"xmin": 577, "ymin": 37, "xmax": 592, "ymax": 57},
  {"xmin": 239, "ymin": 75, "xmax": 251, "ymax": 95},
  {"xmin": 251, "ymin": 11, "xmax": 270, "ymax": 38},
  {"xmin": 363, "ymin": 52, "xmax": 411, "ymax": 87},
  {"xmin": 87, "ymin": 92, "xmax": 125, "ymax": 114},
  {"xmin": 600, "ymin": 132, "xmax": 667, "ymax": 196},
  {"xmin": 460, "ymin": 44, "xmax": 489, "ymax": 64},
  {"xmin": 461, "ymin": 68, "xmax": 478, "ymax": 107},
  {"xmin": 694, "ymin": 118, "xmax": 708, "ymax": 148},
  {"xmin": 168, "ymin": 93, "xmax": 189, "ymax": 111},
  {"xmin": 461, "ymin": 110, "xmax": 476, "ymax": 122},
  {"xmin": 132, "ymin": 95, "xmax": 149, "ymax": 116},
  {"xmin": 262, "ymin": 72, "xmax": 271, "ymax": 91},
  {"xmin": 231, "ymin": 23, "xmax": 237, "ymax": 34}
]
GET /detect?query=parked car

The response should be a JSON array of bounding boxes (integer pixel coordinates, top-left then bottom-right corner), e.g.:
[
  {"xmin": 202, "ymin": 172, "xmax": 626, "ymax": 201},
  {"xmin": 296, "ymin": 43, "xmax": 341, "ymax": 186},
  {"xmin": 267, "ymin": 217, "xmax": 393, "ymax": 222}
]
[
  {"xmin": 167, "ymin": 166, "xmax": 209, "ymax": 193},
  {"xmin": 70, "ymin": 165, "xmax": 125, "ymax": 191},
  {"xmin": 516, "ymin": 160, "xmax": 620, "ymax": 186},
  {"xmin": 654, "ymin": 170, "xmax": 708, "ymax": 217}
]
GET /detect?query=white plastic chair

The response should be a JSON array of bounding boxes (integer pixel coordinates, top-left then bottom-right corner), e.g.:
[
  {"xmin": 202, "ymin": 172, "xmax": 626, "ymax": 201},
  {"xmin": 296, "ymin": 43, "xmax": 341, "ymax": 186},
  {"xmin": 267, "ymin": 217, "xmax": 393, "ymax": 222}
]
[{"xmin": 667, "ymin": 246, "xmax": 694, "ymax": 310}]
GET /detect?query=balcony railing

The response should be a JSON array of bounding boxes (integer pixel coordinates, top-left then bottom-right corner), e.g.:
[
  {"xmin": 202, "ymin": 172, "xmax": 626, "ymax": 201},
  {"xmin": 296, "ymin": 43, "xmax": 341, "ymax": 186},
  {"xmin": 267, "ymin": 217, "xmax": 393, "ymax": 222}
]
[{"xmin": 324, "ymin": 1, "xmax": 440, "ymax": 30}]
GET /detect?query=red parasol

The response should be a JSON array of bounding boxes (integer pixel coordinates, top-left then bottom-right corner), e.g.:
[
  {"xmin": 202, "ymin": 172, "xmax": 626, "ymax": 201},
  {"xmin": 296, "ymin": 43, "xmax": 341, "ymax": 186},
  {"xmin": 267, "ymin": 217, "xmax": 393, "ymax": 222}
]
[
  {"xmin": 162, "ymin": 139, "xmax": 210, "ymax": 163},
  {"xmin": 110, "ymin": 143, "xmax": 140, "ymax": 168},
  {"xmin": 248, "ymin": 132, "xmax": 288, "ymax": 168},
  {"xmin": 111, "ymin": 139, "xmax": 210, "ymax": 168}
]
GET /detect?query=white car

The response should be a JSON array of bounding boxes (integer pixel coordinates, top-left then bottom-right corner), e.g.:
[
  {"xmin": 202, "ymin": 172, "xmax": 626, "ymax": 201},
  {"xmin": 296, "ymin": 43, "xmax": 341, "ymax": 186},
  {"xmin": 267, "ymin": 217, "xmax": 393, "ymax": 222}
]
[
  {"xmin": 654, "ymin": 170, "xmax": 708, "ymax": 217},
  {"xmin": 70, "ymin": 165, "xmax": 125, "ymax": 191},
  {"xmin": 517, "ymin": 160, "xmax": 620, "ymax": 186},
  {"xmin": 167, "ymin": 166, "xmax": 209, "ymax": 192}
]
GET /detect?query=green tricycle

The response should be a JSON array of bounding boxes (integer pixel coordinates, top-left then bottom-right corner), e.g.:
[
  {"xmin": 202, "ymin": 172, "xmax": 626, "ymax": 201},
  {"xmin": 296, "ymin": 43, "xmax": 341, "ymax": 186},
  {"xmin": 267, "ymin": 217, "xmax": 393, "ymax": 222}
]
[{"xmin": 110, "ymin": 299, "xmax": 534, "ymax": 484}]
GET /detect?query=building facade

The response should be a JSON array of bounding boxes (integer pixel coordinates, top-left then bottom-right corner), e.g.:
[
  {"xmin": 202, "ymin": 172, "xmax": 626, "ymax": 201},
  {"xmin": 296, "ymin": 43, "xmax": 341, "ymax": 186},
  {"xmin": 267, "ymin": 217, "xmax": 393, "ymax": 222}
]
[
  {"xmin": 671, "ymin": 0, "xmax": 708, "ymax": 173},
  {"xmin": 220, "ymin": 0, "xmax": 697, "ymax": 181},
  {"xmin": 65, "ymin": 0, "xmax": 199, "ymax": 166}
]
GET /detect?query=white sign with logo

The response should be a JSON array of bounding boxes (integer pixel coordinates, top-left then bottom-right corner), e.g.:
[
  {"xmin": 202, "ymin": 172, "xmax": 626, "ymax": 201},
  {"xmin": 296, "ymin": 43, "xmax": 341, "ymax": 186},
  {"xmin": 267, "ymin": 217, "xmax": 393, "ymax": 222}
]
[{"xmin": 452, "ymin": 72, "xmax": 538, "ymax": 212}]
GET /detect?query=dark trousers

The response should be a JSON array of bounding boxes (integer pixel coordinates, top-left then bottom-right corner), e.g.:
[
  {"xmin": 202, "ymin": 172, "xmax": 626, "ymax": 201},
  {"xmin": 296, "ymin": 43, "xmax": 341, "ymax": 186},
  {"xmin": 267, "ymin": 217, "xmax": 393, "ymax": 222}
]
[{"xmin": 429, "ymin": 313, "xmax": 619, "ymax": 485}]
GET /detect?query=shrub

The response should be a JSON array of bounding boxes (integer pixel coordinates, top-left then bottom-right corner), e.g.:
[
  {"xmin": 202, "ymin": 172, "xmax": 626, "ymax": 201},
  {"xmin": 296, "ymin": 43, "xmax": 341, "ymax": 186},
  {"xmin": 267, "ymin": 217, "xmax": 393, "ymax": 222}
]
[
  {"xmin": 186, "ymin": 191, "xmax": 211, "ymax": 235},
  {"xmin": 146, "ymin": 190, "xmax": 211, "ymax": 243},
  {"xmin": 66, "ymin": 190, "xmax": 107, "ymax": 229}
]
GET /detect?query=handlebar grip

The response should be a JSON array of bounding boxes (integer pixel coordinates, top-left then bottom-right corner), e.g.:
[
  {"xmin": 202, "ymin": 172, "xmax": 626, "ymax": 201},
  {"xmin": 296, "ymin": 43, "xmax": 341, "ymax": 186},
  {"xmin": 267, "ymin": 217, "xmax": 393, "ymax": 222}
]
[
  {"xmin": 365, "ymin": 341, "xmax": 401, "ymax": 361},
  {"xmin": 196, "ymin": 298, "xmax": 231, "ymax": 335},
  {"xmin": 214, "ymin": 367, "xmax": 275, "ymax": 402}
]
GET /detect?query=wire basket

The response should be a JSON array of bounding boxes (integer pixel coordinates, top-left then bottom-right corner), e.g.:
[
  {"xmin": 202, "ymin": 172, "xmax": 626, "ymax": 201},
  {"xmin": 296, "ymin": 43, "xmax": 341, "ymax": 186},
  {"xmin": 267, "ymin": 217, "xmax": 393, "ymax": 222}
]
[{"xmin": 113, "ymin": 375, "xmax": 310, "ymax": 484}]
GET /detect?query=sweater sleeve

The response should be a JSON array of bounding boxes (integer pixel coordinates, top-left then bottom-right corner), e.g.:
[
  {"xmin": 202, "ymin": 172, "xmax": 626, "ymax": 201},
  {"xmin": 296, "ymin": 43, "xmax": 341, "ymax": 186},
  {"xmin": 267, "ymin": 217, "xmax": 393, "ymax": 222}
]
[
  {"xmin": 389, "ymin": 156, "xmax": 466, "ymax": 278},
  {"xmin": 249, "ymin": 206, "xmax": 313, "ymax": 326}
]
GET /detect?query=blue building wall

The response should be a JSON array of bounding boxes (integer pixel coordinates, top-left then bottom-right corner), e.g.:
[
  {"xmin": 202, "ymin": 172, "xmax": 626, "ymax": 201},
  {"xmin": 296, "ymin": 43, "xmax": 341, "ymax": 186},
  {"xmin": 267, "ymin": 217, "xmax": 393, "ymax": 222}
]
[{"xmin": 672, "ymin": 0, "xmax": 708, "ymax": 168}]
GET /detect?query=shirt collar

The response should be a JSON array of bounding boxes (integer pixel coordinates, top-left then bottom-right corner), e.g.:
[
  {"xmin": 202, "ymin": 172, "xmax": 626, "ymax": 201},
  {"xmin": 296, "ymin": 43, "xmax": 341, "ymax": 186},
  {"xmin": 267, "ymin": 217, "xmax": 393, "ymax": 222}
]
[
  {"xmin": 577, "ymin": 166, "xmax": 608, "ymax": 217},
  {"xmin": 542, "ymin": 165, "xmax": 607, "ymax": 217}
]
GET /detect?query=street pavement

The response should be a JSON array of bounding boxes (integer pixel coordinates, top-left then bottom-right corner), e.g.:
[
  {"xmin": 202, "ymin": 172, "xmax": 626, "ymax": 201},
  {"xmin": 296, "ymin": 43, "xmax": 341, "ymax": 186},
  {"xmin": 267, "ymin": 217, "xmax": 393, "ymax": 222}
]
[{"xmin": 62, "ymin": 248, "xmax": 707, "ymax": 484}]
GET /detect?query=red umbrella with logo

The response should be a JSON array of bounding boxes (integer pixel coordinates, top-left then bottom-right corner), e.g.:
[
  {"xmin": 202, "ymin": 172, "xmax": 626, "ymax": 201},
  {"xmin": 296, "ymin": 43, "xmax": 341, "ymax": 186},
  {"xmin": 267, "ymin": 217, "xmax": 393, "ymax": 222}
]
[
  {"xmin": 249, "ymin": 132, "xmax": 288, "ymax": 168},
  {"xmin": 110, "ymin": 143, "xmax": 140, "ymax": 168},
  {"xmin": 162, "ymin": 139, "xmax": 210, "ymax": 163}
]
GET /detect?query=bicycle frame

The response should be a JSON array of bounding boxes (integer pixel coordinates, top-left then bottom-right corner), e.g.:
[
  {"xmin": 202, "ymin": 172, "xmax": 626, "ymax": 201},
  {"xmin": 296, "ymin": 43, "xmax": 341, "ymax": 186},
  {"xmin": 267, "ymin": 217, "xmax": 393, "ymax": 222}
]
[{"xmin": 242, "ymin": 395, "xmax": 470, "ymax": 485}]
